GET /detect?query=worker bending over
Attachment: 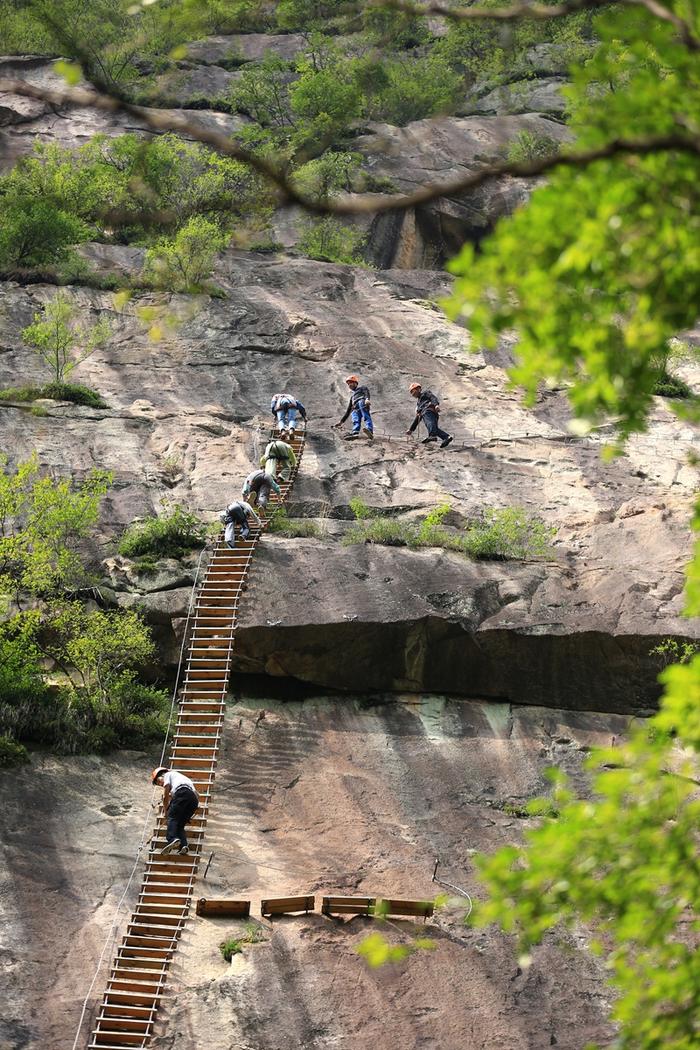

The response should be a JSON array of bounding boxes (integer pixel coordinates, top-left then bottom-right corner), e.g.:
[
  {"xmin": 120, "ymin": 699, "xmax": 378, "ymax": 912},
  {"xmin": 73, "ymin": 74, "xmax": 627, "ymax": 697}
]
[
  {"xmin": 242, "ymin": 468, "xmax": 281, "ymax": 512},
  {"xmin": 333, "ymin": 374, "xmax": 373, "ymax": 440},
  {"xmin": 152, "ymin": 766, "xmax": 199, "ymax": 855},
  {"xmin": 261, "ymin": 438, "xmax": 297, "ymax": 481},
  {"xmin": 270, "ymin": 392, "xmax": 306, "ymax": 440},
  {"xmin": 407, "ymin": 383, "xmax": 453, "ymax": 448},
  {"xmin": 219, "ymin": 499, "xmax": 261, "ymax": 548}
]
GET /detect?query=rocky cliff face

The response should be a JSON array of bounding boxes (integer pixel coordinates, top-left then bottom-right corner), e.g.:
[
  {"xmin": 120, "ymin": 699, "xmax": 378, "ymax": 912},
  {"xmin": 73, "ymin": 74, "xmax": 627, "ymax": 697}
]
[
  {"xmin": 1, "ymin": 697, "xmax": 624, "ymax": 1050},
  {"xmin": 1, "ymin": 38, "xmax": 698, "ymax": 1050},
  {"xmin": 0, "ymin": 250, "xmax": 697, "ymax": 713}
]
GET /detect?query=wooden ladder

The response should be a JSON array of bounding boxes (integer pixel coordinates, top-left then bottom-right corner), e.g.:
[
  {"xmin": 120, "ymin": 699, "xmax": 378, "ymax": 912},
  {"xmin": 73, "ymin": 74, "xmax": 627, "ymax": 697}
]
[{"xmin": 87, "ymin": 427, "xmax": 307, "ymax": 1049}]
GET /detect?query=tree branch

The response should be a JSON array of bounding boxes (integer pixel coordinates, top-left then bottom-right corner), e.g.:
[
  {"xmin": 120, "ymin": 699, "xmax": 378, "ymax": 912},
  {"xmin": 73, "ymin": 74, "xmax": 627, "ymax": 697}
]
[
  {"xmin": 376, "ymin": 0, "xmax": 700, "ymax": 51},
  {"xmin": 2, "ymin": 77, "xmax": 700, "ymax": 216}
]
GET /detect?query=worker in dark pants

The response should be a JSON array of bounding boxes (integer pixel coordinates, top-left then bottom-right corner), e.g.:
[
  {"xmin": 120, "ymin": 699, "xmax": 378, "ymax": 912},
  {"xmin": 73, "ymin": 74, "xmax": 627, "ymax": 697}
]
[
  {"xmin": 407, "ymin": 382, "xmax": 453, "ymax": 448},
  {"xmin": 242, "ymin": 468, "xmax": 281, "ymax": 512},
  {"xmin": 218, "ymin": 500, "xmax": 261, "ymax": 548},
  {"xmin": 152, "ymin": 766, "xmax": 199, "ymax": 855}
]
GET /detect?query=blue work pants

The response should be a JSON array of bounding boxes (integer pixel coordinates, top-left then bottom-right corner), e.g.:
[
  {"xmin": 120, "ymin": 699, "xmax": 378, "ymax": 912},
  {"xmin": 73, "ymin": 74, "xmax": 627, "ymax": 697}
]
[
  {"xmin": 276, "ymin": 407, "xmax": 297, "ymax": 432},
  {"xmin": 351, "ymin": 401, "xmax": 373, "ymax": 434}
]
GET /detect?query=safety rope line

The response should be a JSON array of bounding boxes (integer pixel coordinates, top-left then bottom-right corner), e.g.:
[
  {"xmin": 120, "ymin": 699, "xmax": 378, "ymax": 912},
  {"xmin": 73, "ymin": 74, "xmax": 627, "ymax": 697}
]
[{"xmin": 79, "ymin": 424, "xmax": 307, "ymax": 1050}]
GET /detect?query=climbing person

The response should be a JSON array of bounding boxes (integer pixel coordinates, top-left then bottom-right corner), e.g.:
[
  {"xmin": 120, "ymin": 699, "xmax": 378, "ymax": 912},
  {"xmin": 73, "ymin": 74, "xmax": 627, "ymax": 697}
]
[
  {"xmin": 152, "ymin": 766, "xmax": 199, "ymax": 856},
  {"xmin": 333, "ymin": 374, "xmax": 373, "ymax": 440},
  {"xmin": 407, "ymin": 382, "xmax": 453, "ymax": 448},
  {"xmin": 219, "ymin": 499, "xmax": 261, "ymax": 548},
  {"xmin": 260, "ymin": 438, "xmax": 297, "ymax": 481},
  {"xmin": 242, "ymin": 467, "xmax": 281, "ymax": 512},
  {"xmin": 270, "ymin": 392, "xmax": 306, "ymax": 439}
]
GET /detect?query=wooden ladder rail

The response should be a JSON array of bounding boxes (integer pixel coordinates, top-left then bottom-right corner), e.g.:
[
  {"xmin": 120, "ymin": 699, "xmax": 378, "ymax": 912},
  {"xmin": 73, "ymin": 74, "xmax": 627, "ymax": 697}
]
[{"xmin": 87, "ymin": 426, "xmax": 307, "ymax": 1050}]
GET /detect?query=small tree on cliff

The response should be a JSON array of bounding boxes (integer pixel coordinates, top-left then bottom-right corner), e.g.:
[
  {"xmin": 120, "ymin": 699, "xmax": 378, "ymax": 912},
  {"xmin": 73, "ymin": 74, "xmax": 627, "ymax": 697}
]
[{"xmin": 21, "ymin": 291, "xmax": 111, "ymax": 389}]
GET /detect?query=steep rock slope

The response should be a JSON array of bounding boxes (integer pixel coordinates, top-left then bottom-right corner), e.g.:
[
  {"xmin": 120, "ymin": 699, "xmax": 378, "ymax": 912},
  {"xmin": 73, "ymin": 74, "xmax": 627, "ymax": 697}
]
[
  {"xmin": 0, "ymin": 697, "xmax": 625, "ymax": 1050},
  {"xmin": 0, "ymin": 251, "xmax": 696, "ymax": 712}
]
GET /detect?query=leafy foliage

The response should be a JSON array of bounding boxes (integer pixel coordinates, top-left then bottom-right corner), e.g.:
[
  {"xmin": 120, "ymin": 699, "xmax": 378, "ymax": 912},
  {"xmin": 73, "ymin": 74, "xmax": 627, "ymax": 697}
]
[
  {"xmin": 266, "ymin": 506, "xmax": 321, "ymax": 538},
  {"xmin": 118, "ymin": 502, "xmax": 207, "ymax": 559},
  {"xmin": 21, "ymin": 292, "xmax": 111, "ymax": 386},
  {"xmin": 506, "ymin": 130, "xmax": 560, "ymax": 165},
  {"xmin": 0, "ymin": 135, "xmax": 267, "ymax": 269},
  {"xmin": 0, "ymin": 458, "xmax": 167, "ymax": 755},
  {"xmin": 475, "ymin": 648, "xmax": 700, "ymax": 1050},
  {"xmin": 297, "ymin": 216, "xmax": 367, "ymax": 265},
  {"xmin": 446, "ymin": 5, "xmax": 700, "ymax": 441},
  {"xmin": 345, "ymin": 502, "xmax": 555, "ymax": 560},
  {"xmin": 0, "ymin": 734, "xmax": 30, "ymax": 767},
  {"xmin": 0, "ymin": 454, "xmax": 111, "ymax": 598},
  {"xmin": 143, "ymin": 216, "xmax": 227, "ymax": 292},
  {"xmin": 0, "ymin": 383, "xmax": 108, "ymax": 408}
]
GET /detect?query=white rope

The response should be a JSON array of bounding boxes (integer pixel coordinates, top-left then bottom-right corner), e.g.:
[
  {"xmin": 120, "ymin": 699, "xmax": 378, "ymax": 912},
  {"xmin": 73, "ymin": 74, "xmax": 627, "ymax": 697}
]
[{"xmin": 69, "ymin": 544, "xmax": 209, "ymax": 1050}]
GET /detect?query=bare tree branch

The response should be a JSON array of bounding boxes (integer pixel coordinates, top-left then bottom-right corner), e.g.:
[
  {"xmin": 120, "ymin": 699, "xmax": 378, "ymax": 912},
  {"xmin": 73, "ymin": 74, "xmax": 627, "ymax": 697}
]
[
  {"xmin": 2, "ymin": 77, "xmax": 700, "ymax": 216},
  {"xmin": 376, "ymin": 0, "xmax": 700, "ymax": 51}
]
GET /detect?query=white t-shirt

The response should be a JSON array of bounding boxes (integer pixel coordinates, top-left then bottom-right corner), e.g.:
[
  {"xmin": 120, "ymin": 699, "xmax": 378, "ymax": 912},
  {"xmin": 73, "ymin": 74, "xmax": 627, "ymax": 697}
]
[{"xmin": 163, "ymin": 770, "xmax": 198, "ymax": 798}]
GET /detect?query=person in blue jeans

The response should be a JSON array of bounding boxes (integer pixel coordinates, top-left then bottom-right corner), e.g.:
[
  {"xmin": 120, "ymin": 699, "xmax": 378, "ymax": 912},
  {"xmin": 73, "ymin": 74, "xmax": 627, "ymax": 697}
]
[
  {"xmin": 407, "ymin": 382, "xmax": 453, "ymax": 448},
  {"xmin": 333, "ymin": 374, "xmax": 373, "ymax": 440},
  {"xmin": 270, "ymin": 393, "xmax": 306, "ymax": 440}
]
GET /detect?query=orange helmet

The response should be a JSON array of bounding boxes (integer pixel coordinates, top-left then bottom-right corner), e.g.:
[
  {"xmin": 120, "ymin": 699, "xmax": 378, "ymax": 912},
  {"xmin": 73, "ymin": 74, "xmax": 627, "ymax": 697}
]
[
  {"xmin": 345, "ymin": 374, "xmax": 359, "ymax": 385},
  {"xmin": 409, "ymin": 382, "xmax": 422, "ymax": 394},
  {"xmin": 152, "ymin": 766, "xmax": 169, "ymax": 783}
]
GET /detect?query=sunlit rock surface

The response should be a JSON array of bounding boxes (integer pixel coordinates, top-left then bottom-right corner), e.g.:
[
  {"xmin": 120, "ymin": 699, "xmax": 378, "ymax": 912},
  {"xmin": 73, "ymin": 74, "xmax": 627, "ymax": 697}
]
[
  {"xmin": 0, "ymin": 697, "xmax": 622, "ymax": 1050},
  {"xmin": 0, "ymin": 250, "xmax": 696, "ymax": 713}
]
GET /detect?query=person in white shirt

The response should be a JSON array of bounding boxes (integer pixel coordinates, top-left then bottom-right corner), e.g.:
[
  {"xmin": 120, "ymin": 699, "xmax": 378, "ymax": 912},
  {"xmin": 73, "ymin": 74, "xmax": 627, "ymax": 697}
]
[{"xmin": 151, "ymin": 766, "xmax": 199, "ymax": 855}]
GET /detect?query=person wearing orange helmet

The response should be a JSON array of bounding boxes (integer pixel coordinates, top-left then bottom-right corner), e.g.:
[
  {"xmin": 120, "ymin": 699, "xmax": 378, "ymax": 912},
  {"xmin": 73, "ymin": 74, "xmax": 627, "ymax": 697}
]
[
  {"xmin": 333, "ymin": 374, "xmax": 373, "ymax": 440},
  {"xmin": 407, "ymin": 383, "xmax": 453, "ymax": 448},
  {"xmin": 151, "ymin": 766, "xmax": 199, "ymax": 855}
]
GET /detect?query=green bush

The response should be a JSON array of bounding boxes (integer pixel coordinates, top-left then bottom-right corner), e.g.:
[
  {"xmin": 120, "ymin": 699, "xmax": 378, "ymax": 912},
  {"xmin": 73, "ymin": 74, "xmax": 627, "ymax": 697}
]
[
  {"xmin": 118, "ymin": 503, "xmax": 207, "ymax": 559},
  {"xmin": 0, "ymin": 198, "xmax": 86, "ymax": 269},
  {"xmin": 21, "ymin": 292, "xmax": 111, "ymax": 386},
  {"xmin": 653, "ymin": 373, "xmax": 693, "ymax": 399},
  {"xmin": 349, "ymin": 497, "xmax": 373, "ymax": 520},
  {"xmin": 345, "ymin": 504, "xmax": 555, "ymax": 560},
  {"xmin": 367, "ymin": 53, "xmax": 461, "ymax": 126},
  {"xmin": 297, "ymin": 216, "xmax": 366, "ymax": 265},
  {"xmin": 0, "ymin": 735, "xmax": 30, "ymax": 768},
  {"xmin": 507, "ymin": 131, "xmax": 561, "ymax": 165},
  {"xmin": 143, "ymin": 216, "xmax": 227, "ymax": 292},
  {"xmin": 461, "ymin": 507, "xmax": 556, "ymax": 560},
  {"xmin": 0, "ymin": 384, "xmax": 107, "ymax": 407},
  {"xmin": 267, "ymin": 506, "xmax": 321, "ymax": 538}
]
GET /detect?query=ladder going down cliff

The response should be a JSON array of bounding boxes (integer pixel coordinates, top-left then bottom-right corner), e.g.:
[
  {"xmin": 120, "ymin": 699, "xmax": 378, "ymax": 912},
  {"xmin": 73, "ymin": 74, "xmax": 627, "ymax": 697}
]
[{"xmin": 87, "ymin": 427, "xmax": 307, "ymax": 1050}]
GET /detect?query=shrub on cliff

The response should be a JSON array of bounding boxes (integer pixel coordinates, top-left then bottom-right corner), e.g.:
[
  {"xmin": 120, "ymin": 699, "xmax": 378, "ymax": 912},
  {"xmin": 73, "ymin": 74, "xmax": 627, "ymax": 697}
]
[
  {"xmin": 118, "ymin": 502, "xmax": 207, "ymax": 559},
  {"xmin": 0, "ymin": 457, "xmax": 168, "ymax": 756},
  {"xmin": 143, "ymin": 216, "xmax": 227, "ymax": 292},
  {"xmin": 344, "ymin": 502, "xmax": 555, "ymax": 560}
]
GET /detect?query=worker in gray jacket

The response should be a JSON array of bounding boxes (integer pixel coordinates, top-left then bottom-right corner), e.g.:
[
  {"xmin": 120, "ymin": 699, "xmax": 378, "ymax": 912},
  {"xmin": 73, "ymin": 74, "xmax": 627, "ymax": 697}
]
[
  {"xmin": 242, "ymin": 468, "xmax": 281, "ymax": 511},
  {"xmin": 219, "ymin": 500, "xmax": 261, "ymax": 548}
]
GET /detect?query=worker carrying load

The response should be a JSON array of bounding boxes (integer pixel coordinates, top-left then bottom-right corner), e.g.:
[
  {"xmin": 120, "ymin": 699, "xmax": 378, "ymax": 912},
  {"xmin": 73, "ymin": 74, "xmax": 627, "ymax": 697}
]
[
  {"xmin": 407, "ymin": 382, "xmax": 453, "ymax": 448},
  {"xmin": 152, "ymin": 766, "xmax": 199, "ymax": 856},
  {"xmin": 270, "ymin": 392, "xmax": 306, "ymax": 440},
  {"xmin": 260, "ymin": 438, "xmax": 297, "ymax": 481},
  {"xmin": 333, "ymin": 374, "xmax": 373, "ymax": 440},
  {"xmin": 219, "ymin": 499, "xmax": 261, "ymax": 548},
  {"xmin": 242, "ymin": 468, "xmax": 281, "ymax": 512}
]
